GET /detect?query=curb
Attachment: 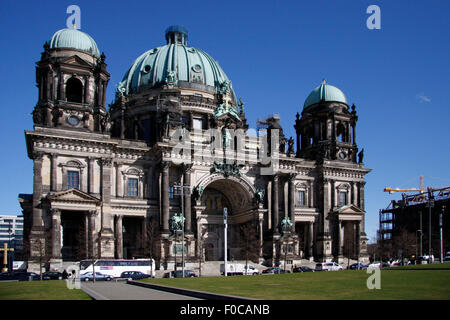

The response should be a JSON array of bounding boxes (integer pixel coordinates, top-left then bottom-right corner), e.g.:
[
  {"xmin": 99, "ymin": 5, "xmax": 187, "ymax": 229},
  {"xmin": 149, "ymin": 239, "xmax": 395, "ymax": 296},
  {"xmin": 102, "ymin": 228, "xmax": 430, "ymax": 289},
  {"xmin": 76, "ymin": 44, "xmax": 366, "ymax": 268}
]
[{"xmin": 127, "ymin": 280, "xmax": 255, "ymax": 300}]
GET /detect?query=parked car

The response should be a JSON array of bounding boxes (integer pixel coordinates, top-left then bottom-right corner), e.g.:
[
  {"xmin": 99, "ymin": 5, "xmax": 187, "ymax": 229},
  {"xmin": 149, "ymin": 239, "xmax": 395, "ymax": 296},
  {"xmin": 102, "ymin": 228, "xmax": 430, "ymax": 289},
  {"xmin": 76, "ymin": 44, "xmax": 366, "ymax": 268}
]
[
  {"xmin": 315, "ymin": 262, "xmax": 343, "ymax": 271},
  {"xmin": 262, "ymin": 267, "xmax": 290, "ymax": 274},
  {"xmin": 120, "ymin": 271, "xmax": 151, "ymax": 280},
  {"xmin": 7, "ymin": 272, "xmax": 42, "ymax": 281},
  {"xmin": 292, "ymin": 266, "xmax": 314, "ymax": 273},
  {"xmin": 220, "ymin": 263, "xmax": 259, "ymax": 275},
  {"xmin": 43, "ymin": 271, "xmax": 63, "ymax": 280},
  {"xmin": 443, "ymin": 254, "xmax": 450, "ymax": 262},
  {"xmin": 388, "ymin": 259, "xmax": 401, "ymax": 267},
  {"xmin": 80, "ymin": 272, "xmax": 113, "ymax": 282},
  {"xmin": 367, "ymin": 261, "xmax": 389, "ymax": 269},
  {"xmin": 348, "ymin": 263, "xmax": 368, "ymax": 270},
  {"xmin": 163, "ymin": 270, "xmax": 198, "ymax": 278}
]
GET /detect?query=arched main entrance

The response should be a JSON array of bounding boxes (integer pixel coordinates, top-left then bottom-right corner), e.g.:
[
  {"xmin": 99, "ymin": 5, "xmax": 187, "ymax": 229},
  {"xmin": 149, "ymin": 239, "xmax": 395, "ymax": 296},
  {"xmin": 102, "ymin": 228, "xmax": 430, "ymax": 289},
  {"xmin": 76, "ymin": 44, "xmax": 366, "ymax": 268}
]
[{"xmin": 196, "ymin": 175, "xmax": 258, "ymax": 261}]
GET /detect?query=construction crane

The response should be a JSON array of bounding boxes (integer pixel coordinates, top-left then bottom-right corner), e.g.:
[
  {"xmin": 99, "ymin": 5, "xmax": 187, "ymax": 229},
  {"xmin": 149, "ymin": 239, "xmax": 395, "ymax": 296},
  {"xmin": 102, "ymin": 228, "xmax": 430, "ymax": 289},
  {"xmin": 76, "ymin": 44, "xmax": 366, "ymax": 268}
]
[{"xmin": 383, "ymin": 175, "xmax": 425, "ymax": 194}]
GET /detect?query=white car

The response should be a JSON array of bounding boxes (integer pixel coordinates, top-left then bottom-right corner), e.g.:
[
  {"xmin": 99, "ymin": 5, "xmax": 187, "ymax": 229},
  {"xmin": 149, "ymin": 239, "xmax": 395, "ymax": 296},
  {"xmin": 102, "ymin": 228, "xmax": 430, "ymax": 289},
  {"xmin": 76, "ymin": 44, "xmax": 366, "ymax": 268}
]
[
  {"xmin": 368, "ymin": 261, "xmax": 390, "ymax": 269},
  {"xmin": 315, "ymin": 262, "xmax": 343, "ymax": 271},
  {"xmin": 368, "ymin": 261, "xmax": 381, "ymax": 270}
]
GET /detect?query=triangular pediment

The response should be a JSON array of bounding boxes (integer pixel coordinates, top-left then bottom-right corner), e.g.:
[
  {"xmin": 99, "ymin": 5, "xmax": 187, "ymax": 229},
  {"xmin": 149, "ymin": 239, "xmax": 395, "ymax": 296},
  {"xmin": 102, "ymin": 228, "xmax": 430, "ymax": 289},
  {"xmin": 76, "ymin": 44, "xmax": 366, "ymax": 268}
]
[
  {"xmin": 334, "ymin": 204, "xmax": 365, "ymax": 215},
  {"xmin": 59, "ymin": 55, "xmax": 93, "ymax": 67},
  {"xmin": 47, "ymin": 189, "xmax": 100, "ymax": 203}
]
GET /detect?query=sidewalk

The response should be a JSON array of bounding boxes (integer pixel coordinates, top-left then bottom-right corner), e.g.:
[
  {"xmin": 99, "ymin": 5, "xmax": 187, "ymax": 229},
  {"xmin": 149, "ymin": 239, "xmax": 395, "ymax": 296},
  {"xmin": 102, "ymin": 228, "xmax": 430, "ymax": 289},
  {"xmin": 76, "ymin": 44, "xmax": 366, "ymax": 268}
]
[{"xmin": 81, "ymin": 282, "xmax": 202, "ymax": 300}]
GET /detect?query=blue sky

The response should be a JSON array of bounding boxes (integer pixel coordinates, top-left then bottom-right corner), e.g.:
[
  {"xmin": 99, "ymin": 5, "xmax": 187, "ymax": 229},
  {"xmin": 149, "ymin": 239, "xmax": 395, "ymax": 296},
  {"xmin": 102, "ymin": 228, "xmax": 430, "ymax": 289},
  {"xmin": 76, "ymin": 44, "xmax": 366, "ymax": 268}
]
[{"xmin": 0, "ymin": 0, "xmax": 449, "ymax": 243}]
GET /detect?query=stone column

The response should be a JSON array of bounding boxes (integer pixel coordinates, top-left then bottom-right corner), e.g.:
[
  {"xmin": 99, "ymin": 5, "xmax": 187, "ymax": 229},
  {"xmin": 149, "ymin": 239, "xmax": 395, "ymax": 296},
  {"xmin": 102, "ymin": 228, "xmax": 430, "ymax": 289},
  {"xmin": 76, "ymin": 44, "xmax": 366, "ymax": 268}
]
[
  {"xmin": 272, "ymin": 174, "xmax": 279, "ymax": 234},
  {"xmin": 87, "ymin": 210, "xmax": 97, "ymax": 258},
  {"xmin": 352, "ymin": 123, "xmax": 356, "ymax": 145},
  {"xmin": 84, "ymin": 76, "xmax": 90, "ymax": 104},
  {"xmin": 50, "ymin": 153, "xmax": 57, "ymax": 192},
  {"xmin": 359, "ymin": 181, "xmax": 366, "ymax": 211},
  {"xmin": 288, "ymin": 174, "xmax": 296, "ymax": 232},
  {"xmin": 161, "ymin": 161, "xmax": 171, "ymax": 233},
  {"xmin": 355, "ymin": 221, "xmax": 361, "ymax": 258},
  {"xmin": 51, "ymin": 209, "xmax": 61, "ymax": 259},
  {"xmin": 308, "ymin": 221, "xmax": 314, "ymax": 258},
  {"xmin": 31, "ymin": 151, "xmax": 45, "ymax": 229},
  {"xmin": 115, "ymin": 162, "xmax": 122, "ymax": 198},
  {"xmin": 352, "ymin": 182, "xmax": 358, "ymax": 206},
  {"xmin": 322, "ymin": 178, "xmax": 330, "ymax": 234},
  {"xmin": 97, "ymin": 81, "xmax": 104, "ymax": 107},
  {"xmin": 99, "ymin": 158, "xmax": 114, "ymax": 258},
  {"xmin": 59, "ymin": 73, "xmax": 65, "ymax": 101},
  {"xmin": 183, "ymin": 164, "xmax": 193, "ymax": 234},
  {"xmin": 115, "ymin": 215, "xmax": 123, "ymax": 259},
  {"xmin": 338, "ymin": 220, "xmax": 343, "ymax": 256},
  {"xmin": 88, "ymin": 157, "xmax": 95, "ymax": 194}
]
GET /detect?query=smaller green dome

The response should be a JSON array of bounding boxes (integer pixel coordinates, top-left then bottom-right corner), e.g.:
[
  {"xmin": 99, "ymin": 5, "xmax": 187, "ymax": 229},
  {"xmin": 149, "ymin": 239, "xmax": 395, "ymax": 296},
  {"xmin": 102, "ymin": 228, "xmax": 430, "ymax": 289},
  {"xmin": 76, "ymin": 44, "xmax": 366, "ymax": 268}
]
[
  {"xmin": 49, "ymin": 28, "xmax": 100, "ymax": 57},
  {"xmin": 303, "ymin": 80, "xmax": 348, "ymax": 109}
]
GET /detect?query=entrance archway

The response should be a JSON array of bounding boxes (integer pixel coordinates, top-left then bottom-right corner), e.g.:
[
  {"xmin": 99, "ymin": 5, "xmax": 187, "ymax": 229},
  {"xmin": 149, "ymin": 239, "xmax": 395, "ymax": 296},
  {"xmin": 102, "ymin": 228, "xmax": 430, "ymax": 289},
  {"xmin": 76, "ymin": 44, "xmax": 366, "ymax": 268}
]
[{"xmin": 197, "ymin": 175, "xmax": 257, "ymax": 261}]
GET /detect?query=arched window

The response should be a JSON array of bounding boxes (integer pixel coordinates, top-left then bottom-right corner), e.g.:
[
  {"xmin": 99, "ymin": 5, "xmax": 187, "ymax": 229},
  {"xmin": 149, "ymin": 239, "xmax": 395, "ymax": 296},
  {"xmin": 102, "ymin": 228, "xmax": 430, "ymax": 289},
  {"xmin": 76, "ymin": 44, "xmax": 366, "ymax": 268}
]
[
  {"xmin": 336, "ymin": 123, "xmax": 346, "ymax": 143},
  {"xmin": 66, "ymin": 77, "xmax": 83, "ymax": 103}
]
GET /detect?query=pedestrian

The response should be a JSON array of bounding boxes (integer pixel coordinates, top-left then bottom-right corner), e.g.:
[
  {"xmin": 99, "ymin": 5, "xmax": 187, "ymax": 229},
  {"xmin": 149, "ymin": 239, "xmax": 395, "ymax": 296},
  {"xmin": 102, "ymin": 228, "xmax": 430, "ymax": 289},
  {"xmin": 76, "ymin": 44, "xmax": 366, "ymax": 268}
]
[{"xmin": 62, "ymin": 269, "xmax": 68, "ymax": 279}]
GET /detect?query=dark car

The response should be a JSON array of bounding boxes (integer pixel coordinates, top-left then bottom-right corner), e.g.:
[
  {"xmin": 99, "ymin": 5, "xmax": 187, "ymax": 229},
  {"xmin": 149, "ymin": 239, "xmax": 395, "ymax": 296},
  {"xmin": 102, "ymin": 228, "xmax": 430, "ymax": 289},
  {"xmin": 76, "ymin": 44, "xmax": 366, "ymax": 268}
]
[
  {"xmin": 43, "ymin": 271, "xmax": 63, "ymax": 280},
  {"xmin": 173, "ymin": 270, "xmax": 197, "ymax": 278},
  {"xmin": 10, "ymin": 272, "xmax": 42, "ymax": 281},
  {"xmin": 262, "ymin": 267, "xmax": 290, "ymax": 274},
  {"xmin": 164, "ymin": 270, "xmax": 197, "ymax": 278},
  {"xmin": 348, "ymin": 263, "xmax": 368, "ymax": 270},
  {"xmin": 293, "ymin": 266, "xmax": 314, "ymax": 273},
  {"xmin": 120, "ymin": 271, "xmax": 151, "ymax": 280}
]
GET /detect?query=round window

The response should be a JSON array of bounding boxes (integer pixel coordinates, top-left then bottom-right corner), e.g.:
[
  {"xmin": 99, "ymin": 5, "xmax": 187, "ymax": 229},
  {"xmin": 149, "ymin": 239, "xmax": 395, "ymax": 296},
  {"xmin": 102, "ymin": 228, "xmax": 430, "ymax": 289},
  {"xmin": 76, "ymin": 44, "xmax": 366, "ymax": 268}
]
[
  {"xmin": 67, "ymin": 115, "xmax": 80, "ymax": 126},
  {"xmin": 192, "ymin": 64, "xmax": 202, "ymax": 73},
  {"xmin": 143, "ymin": 65, "xmax": 151, "ymax": 73}
]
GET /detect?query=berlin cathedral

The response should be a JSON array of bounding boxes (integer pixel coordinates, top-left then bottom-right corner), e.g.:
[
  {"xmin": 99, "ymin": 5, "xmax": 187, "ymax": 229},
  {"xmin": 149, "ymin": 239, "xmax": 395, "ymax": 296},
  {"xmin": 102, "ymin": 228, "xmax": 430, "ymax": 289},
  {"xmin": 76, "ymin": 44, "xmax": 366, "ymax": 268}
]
[{"xmin": 19, "ymin": 25, "xmax": 371, "ymax": 271}]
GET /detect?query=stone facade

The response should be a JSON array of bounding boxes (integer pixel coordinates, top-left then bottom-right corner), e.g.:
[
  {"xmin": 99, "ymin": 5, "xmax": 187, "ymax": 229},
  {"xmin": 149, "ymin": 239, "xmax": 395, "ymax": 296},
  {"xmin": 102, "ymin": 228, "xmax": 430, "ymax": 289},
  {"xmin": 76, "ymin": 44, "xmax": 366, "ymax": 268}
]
[{"xmin": 20, "ymin": 26, "xmax": 371, "ymax": 271}]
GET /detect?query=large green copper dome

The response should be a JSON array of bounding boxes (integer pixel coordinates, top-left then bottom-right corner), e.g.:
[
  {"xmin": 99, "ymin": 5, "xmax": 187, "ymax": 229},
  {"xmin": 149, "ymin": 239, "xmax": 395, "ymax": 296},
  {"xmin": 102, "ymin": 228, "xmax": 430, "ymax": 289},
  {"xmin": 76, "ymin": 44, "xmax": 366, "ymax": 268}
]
[
  {"xmin": 117, "ymin": 25, "xmax": 235, "ymax": 101},
  {"xmin": 303, "ymin": 80, "xmax": 348, "ymax": 109},
  {"xmin": 49, "ymin": 28, "xmax": 100, "ymax": 57}
]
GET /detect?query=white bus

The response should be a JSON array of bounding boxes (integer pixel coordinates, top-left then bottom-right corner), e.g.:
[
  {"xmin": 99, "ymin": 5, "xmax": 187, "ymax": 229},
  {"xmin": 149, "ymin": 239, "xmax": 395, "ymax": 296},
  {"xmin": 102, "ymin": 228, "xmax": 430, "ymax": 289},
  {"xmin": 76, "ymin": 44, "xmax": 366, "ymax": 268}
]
[{"xmin": 79, "ymin": 259, "xmax": 155, "ymax": 278}]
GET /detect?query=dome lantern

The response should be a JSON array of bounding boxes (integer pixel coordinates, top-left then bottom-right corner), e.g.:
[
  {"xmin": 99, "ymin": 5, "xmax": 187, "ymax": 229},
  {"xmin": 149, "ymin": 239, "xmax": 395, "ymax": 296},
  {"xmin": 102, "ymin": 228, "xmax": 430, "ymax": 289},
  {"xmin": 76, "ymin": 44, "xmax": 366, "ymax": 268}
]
[{"xmin": 165, "ymin": 25, "xmax": 188, "ymax": 45}]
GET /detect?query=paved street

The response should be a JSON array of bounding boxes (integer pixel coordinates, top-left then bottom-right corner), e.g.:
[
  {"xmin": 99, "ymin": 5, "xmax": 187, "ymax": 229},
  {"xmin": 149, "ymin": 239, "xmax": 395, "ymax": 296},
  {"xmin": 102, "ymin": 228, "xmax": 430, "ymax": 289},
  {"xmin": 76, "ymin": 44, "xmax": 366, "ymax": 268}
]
[{"xmin": 81, "ymin": 281, "xmax": 202, "ymax": 300}]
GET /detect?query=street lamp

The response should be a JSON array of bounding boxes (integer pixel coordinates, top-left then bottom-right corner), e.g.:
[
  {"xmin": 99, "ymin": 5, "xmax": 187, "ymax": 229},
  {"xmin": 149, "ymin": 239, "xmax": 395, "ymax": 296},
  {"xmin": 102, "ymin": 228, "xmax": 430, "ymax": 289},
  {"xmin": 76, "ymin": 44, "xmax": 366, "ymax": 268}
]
[
  {"xmin": 440, "ymin": 205, "xmax": 445, "ymax": 263},
  {"xmin": 172, "ymin": 182, "xmax": 191, "ymax": 278},
  {"xmin": 223, "ymin": 207, "xmax": 228, "ymax": 277},
  {"xmin": 426, "ymin": 191, "xmax": 434, "ymax": 260}
]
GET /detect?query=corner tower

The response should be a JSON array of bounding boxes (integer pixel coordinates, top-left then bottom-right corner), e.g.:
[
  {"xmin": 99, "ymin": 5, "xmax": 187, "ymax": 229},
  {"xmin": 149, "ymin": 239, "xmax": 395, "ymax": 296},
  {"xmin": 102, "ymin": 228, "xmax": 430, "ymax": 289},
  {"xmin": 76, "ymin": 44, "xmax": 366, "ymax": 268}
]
[
  {"xmin": 33, "ymin": 28, "xmax": 110, "ymax": 133},
  {"xmin": 294, "ymin": 80, "xmax": 359, "ymax": 163},
  {"xmin": 294, "ymin": 80, "xmax": 370, "ymax": 262}
]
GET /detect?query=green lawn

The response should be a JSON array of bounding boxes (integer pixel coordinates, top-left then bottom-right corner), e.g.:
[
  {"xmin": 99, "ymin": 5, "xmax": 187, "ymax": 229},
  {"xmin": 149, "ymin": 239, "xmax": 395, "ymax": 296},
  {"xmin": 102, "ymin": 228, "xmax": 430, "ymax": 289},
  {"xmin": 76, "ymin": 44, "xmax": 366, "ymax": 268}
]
[
  {"xmin": 0, "ymin": 280, "xmax": 91, "ymax": 300},
  {"xmin": 142, "ymin": 270, "xmax": 450, "ymax": 300}
]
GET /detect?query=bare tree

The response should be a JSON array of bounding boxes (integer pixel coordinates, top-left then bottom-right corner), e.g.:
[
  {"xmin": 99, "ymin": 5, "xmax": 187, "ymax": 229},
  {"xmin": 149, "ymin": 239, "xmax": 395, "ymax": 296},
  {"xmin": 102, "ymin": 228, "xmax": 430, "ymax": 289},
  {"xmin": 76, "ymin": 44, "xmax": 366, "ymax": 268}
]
[
  {"xmin": 239, "ymin": 222, "xmax": 261, "ymax": 274},
  {"xmin": 144, "ymin": 217, "xmax": 160, "ymax": 262},
  {"xmin": 392, "ymin": 228, "xmax": 416, "ymax": 263},
  {"xmin": 24, "ymin": 230, "xmax": 52, "ymax": 280}
]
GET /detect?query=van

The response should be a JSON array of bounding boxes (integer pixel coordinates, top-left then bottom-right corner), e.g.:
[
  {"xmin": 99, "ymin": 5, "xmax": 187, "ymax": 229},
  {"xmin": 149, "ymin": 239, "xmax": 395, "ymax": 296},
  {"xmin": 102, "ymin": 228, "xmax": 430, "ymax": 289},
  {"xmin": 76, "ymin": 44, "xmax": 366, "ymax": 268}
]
[{"xmin": 315, "ymin": 262, "xmax": 343, "ymax": 271}]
